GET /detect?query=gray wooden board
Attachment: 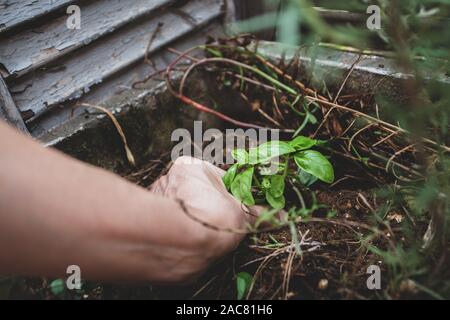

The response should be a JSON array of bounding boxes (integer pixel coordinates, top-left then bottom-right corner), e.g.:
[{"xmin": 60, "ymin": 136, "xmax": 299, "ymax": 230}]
[
  {"xmin": 33, "ymin": 22, "xmax": 225, "ymax": 142},
  {"xmin": 0, "ymin": 76, "xmax": 29, "ymax": 134},
  {"xmin": 0, "ymin": 0, "xmax": 75, "ymax": 33},
  {"xmin": 9, "ymin": 0, "xmax": 223, "ymax": 121},
  {"xmin": 0, "ymin": 0, "xmax": 174, "ymax": 77}
]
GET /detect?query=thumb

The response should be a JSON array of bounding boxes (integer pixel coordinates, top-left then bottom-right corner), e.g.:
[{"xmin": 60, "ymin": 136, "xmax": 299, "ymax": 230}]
[{"xmin": 246, "ymin": 205, "xmax": 288, "ymax": 227}]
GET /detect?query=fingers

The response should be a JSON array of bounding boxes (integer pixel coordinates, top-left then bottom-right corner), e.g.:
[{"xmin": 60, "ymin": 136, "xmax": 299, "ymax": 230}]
[
  {"xmin": 172, "ymin": 156, "xmax": 225, "ymax": 178},
  {"xmin": 246, "ymin": 205, "xmax": 289, "ymax": 228},
  {"xmin": 149, "ymin": 156, "xmax": 266, "ymax": 229}
]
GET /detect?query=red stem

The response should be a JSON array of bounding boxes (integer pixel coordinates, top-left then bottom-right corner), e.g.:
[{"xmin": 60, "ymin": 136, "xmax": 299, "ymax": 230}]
[{"xmin": 165, "ymin": 47, "xmax": 264, "ymax": 129}]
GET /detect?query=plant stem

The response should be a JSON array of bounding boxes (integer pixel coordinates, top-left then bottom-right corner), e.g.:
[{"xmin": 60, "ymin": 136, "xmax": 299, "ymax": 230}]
[
  {"xmin": 283, "ymin": 157, "xmax": 290, "ymax": 179},
  {"xmin": 253, "ymin": 174, "xmax": 262, "ymax": 189}
]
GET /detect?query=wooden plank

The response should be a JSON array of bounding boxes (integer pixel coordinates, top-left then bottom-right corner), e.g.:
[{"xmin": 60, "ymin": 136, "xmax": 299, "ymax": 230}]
[
  {"xmin": 0, "ymin": 0, "xmax": 74, "ymax": 34},
  {"xmin": 0, "ymin": 76, "xmax": 29, "ymax": 134},
  {"xmin": 32, "ymin": 22, "xmax": 225, "ymax": 140},
  {"xmin": 10, "ymin": 0, "xmax": 224, "ymax": 121},
  {"xmin": 0, "ymin": 0, "xmax": 174, "ymax": 77}
]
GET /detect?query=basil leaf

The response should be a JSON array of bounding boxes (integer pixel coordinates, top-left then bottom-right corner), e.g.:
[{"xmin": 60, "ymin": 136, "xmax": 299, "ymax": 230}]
[
  {"xmin": 239, "ymin": 167, "xmax": 255, "ymax": 206},
  {"xmin": 231, "ymin": 167, "xmax": 255, "ymax": 206},
  {"xmin": 223, "ymin": 163, "xmax": 238, "ymax": 190},
  {"xmin": 236, "ymin": 272, "xmax": 253, "ymax": 300},
  {"xmin": 288, "ymin": 136, "xmax": 317, "ymax": 150},
  {"xmin": 294, "ymin": 150, "xmax": 334, "ymax": 183},
  {"xmin": 230, "ymin": 174, "xmax": 243, "ymax": 201},
  {"xmin": 253, "ymin": 141, "xmax": 295, "ymax": 164},
  {"xmin": 232, "ymin": 149, "xmax": 249, "ymax": 164},
  {"xmin": 266, "ymin": 191, "xmax": 285, "ymax": 210},
  {"xmin": 297, "ymin": 169, "xmax": 318, "ymax": 187},
  {"xmin": 261, "ymin": 177, "xmax": 271, "ymax": 190},
  {"xmin": 269, "ymin": 175, "xmax": 285, "ymax": 198}
]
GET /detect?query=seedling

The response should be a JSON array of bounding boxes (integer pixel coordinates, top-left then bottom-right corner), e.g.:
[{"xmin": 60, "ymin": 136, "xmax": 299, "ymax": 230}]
[
  {"xmin": 223, "ymin": 136, "xmax": 334, "ymax": 210},
  {"xmin": 236, "ymin": 272, "xmax": 253, "ymax": 300}
]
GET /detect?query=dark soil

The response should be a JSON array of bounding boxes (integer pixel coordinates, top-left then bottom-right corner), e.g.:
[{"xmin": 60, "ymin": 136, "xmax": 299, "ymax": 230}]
[
  {"xmin": 6, "ymin": 151, "xmax": 415, "ymax": 300},
  {"xmin": 3, "ymin": 45, "xmax": 435, "ymax": 300}
]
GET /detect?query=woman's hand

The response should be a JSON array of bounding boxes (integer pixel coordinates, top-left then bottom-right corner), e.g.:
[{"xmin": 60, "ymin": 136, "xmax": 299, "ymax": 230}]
[
  {"xmin": 148, "ymin": 156, "xmax": 256, "ymax": 282},
  {"xmin": 0, "ymin": 121, "xmax": 255, "ymax": 284}
]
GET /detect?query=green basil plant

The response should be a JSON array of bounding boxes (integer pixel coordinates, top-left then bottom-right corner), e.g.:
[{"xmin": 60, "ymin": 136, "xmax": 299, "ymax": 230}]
[{"xmin": 223, "ymin": 136, "xmax": 334, "ymax": 210}]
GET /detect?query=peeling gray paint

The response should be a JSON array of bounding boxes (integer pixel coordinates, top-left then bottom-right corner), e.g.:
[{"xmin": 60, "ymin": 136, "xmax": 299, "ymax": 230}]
[
  {"xmin": 9, "ymin": 0, "xmax": 224, "ymax": 122},
  {"xmin": 0, "ymin": 0, "xmax": 75, "ymax": 33},
  {"xmin": 32, "ymin": 22, "xmax": 224, "ymax": 138},
  {"xmin": 0, "ymin": 0, "xmax": 174, "ymax": 76},
  {"xmin": 0, "ymin": 75, "xmax": 29, "ymax": 134},
  {"xmin": 254, "ymin": 41, "xmax": 450, "ymax": 85}
]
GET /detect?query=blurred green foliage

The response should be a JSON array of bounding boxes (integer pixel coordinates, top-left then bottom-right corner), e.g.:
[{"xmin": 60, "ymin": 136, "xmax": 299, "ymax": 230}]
[{"xmin": 232, "ymin": 0, "xmax": 449, "ymax": 298}]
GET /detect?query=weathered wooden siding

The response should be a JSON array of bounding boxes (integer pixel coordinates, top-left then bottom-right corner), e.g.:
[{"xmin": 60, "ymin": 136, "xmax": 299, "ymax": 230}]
[
  {"xmin": 0, "ymin": 0, "xmax": 75, "ymax": 33},
  {"xmin": 0, "ymin": 0, "xmax": 174, "ymax": 77},
  {"xmin": 0, "ymin": 75, "xmax": 29, "ymax": 134},
  {"xmin": 0, "ymin": 0, "xmax": 226, "ymax": 136},
  {"xmin": 34, "ymin": 22, "xmax": 225, "ymax": 142}
]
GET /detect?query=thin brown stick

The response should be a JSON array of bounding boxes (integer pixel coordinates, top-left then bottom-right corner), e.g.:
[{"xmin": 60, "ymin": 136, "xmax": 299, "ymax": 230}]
[
  {"xmin": 79, "ymin": 103, "xmax": 135, "ymax": 166},
  {"xmin": 385, "ymin": 144, "xmax": 416, "ymax": 172},
  {"xmin": 333, "ymin": 55, "xmax": 361, "ymax": 103},
  {"xmin": 253, "ymin": 50, "xmax": 449, "ymax": 152},
  {"xmin": 305, "ymin": 96, "xmax": 450, "ymax": 152},
  {"xmin": 312, "ymin": 106, "xmax": 336, "ymax": 138},
  {"xmin": 372, "ymin": 130, "xmax": 400, "ymax": 147},
  {"xmin": 348, "ymin": 123, "xmax": 376, "ymax": 152},
  {"xmin": 144, "ymin": 22, "xmax": 164, "ymax": 68}
]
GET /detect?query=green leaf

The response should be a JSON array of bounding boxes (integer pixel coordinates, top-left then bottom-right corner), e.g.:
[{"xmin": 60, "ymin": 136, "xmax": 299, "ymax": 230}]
[
  {"xmin": 240, "ymin": 167, "xmax": 255, "ymax": 206},
  {"xmin": 230, "ymin": 174, "xmax": 242, "ymax": 202},
  {"xmin": 236, "ymin": 272, "xmax": 253, "ymax": 300},
  {"xmin": 308, "ymin": 113, "xmax": 318, "ymax": 124},
  {"xmin": 223, "ymin": 163, "xmax": 238, "ymax": 190},
  {"xmin": 50, "ymin": 279, "xmax": 66, "ymax": 296},
  {"xmin": 232, "ymin": 149, "xmax": 249, "ymax": 164},
  {"xmin": 269, "ymin": 175, "xmax": 285, "ymax": 197},
  {"xmin": 294, "ymin": 150, "xmax": 334, "ymax": 183},
  {"xmin": 205, "ymin": 47, "xmax": 223, "ymax": 57},
  {"xmin": 288, "ymin": 136, "xmax": 317, "ymax": 150},
  {"xmin": 257, "ymin": 162, "xmax": 283, "ymax": 175},
  {"xmin": 261, "ymin": 177, "xmax": 271, "ymax": 190},
  {"xmin": 327, "ymin": 210, "xmax": 338, "ymax": 218},
  {"xmin": 253, "ymin": 141, "xmax": 295, "ymax": 164},
  {"xmin": 231, "ymin": 167, "xmax": 255, "ymax": 206},
  {"xmin": 266, "ymin": 191, "xmax": 285, "ymax": 209},
  {"xmin": 297, "ymin": 169, "xmax": 318, "ymax": 186}
]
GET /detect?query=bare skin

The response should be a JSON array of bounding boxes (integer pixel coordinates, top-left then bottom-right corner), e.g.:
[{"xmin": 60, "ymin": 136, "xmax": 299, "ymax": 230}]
[{"xmin": 0, "ymin": 121, "xmax": 254, "ymax": 283}]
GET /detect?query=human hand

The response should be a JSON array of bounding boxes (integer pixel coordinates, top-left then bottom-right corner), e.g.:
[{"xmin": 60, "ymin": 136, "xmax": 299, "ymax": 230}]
[
  {"xmin": 149, "ymin": 156, "xmax": 257, "ymax": 282},
  {"xmin": 0, "ymin": 122, "xmax": 257, "ymax": 284}
]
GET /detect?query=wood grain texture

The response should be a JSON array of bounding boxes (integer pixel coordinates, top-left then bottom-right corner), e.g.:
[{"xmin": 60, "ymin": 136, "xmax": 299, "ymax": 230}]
[
  {"xmin": 0, "ymin": 76, "xmax": 29, "ymax": 134},
  {"xmin": 32, "ymin": 22, "xmax": 225, "ymax": 140},
  {"xmin": 9, "ymin": 0, "xmax": 223, "ymax": 121},
  {"xmin": 0, "ymin": 0, "xmax": 74, "ymax": 33},
  {"xmin": 0, "ymin": 0, "xmax": 174, "ymax": 77}
]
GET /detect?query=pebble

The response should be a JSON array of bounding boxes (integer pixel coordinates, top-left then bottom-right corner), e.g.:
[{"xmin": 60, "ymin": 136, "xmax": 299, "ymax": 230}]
[{"xmin": 318, "ymin": 279, "xmax": 328, "ymax": 290}]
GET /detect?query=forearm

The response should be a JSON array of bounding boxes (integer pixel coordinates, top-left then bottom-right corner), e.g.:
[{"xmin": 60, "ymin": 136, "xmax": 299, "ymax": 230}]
[{"xmin": 0, "ymin": 122, "xmax": 211, "ymax": 282}]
